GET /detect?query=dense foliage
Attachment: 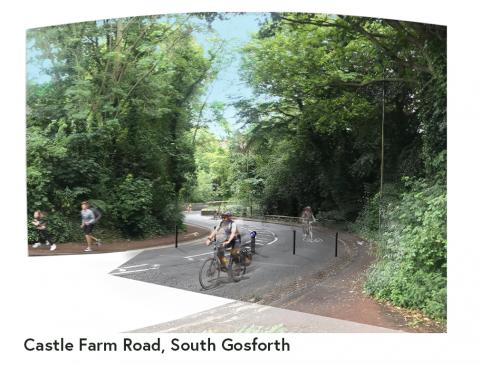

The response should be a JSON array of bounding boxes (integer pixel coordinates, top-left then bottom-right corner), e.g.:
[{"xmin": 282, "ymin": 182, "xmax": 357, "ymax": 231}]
[
  {"xmin": 27, "ymin": 15, "xmax": 217, "ymax": 239},
  {"xmin": 184, "ymin": 127, "xmax": 231, "ymax": 203},
  {"xmin": 363, "ymin": 178, "xmax": 447, "ymax": 319}
]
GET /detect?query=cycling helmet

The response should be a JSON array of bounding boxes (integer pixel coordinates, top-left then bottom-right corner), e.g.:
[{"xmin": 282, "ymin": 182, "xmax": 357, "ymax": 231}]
[{"xmin": 221, "ymin": 211, "xmax": 233, "ymax": 218}]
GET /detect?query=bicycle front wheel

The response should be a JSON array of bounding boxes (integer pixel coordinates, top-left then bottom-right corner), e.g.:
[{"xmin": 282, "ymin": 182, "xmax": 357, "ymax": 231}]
[
  {"xmin": 307, "ymin": 224, "xmax": 313, "ymax": 241},
  {"xmin": 199, "ymin": 258, "xmax": 220, "ymax": 290},
  {"xmin": 302, "ymin": 222, "xmax": 308, "ymax": 237}
]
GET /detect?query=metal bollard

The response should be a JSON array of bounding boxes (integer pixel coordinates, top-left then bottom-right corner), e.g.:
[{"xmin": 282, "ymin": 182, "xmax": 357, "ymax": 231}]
[
  {"xmin": 293, "ymin": 229, "xmax": 296, "ymax": 255},
  {"xmin": 175, "ymin": 225, "xmax": 178, "ymax": 248},
  {"xmin": 335, "ymin": 232, "xmax": 338, "ymax": 257},
  {"xmin": 250, "ymin": 231, "xmax": 256, "ymax": 254}
]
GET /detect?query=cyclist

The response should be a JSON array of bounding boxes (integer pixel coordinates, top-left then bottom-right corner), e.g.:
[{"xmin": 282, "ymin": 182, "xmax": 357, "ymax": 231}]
[
  {"xmin": 300, "ymin": 206, "xmax": 316, "ymax": 241},
  {"xmin": 205, "ymin": 211, "xmax": 241, "ymax": 268}
]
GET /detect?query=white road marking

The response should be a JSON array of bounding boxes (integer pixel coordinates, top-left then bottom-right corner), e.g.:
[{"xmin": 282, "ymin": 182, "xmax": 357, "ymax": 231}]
[
  {"xmin": 111, "ymin": 263, "xmax": 162, "ymax": 275},
  {"xmin": 111, "ymin": 267, "xmax": 157, "ymax": 275},
  {"xmin": 302, "ymin": 237, "xmax": 324, "ymax": 244},
  {"xmin": 266, "ymin": 236, "xmax": 278, "ymax": 245},
  {"xmin": 119, "ymin": 263, "xmax": 148, "ymax": 269}
]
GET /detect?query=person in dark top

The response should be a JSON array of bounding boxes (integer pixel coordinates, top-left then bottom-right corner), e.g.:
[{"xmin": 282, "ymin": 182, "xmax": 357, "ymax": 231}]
[{"xmin": 32, "ymin": 210, "xmax": 56, "ymax": 251}]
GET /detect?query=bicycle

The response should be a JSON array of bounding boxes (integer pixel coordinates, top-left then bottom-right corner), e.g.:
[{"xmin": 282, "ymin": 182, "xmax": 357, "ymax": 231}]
[
  {"xmin": 302, "ymin": 218, "xmax": 314, "ymax": 241},
  {"xmin": 199, "ymin": 239, "xmax": 249, "ymax": 290}
]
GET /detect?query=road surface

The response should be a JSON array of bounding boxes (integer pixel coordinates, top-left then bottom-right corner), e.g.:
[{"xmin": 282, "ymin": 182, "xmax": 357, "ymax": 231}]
[{"xmin": 110, "ymin": 212, "xmax": 349, "ymax": 304}]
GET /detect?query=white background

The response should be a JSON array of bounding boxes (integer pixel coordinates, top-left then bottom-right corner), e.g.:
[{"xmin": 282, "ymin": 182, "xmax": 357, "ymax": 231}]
[{"xmin": 1, "ymin": 0, "xmax": 478, "ymax": 364}]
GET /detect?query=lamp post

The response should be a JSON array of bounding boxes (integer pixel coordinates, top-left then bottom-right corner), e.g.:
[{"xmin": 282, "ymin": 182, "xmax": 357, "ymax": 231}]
[
  {"xmin": 240, "ymin": 139, "xmax": 252, "ymax": 217},
  {"xmin": 379, "ymin": 63, "xmax": 385, "ymax": 232},
  {"xmin": 247, "ymin": 148, "xmax": 252, "ymax": 217}
]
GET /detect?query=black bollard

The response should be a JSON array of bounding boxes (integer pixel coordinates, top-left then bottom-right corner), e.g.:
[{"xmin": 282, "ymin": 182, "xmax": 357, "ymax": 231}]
[
  {"xmin": 175, "ymin": 225, "xmax": 178, "ymax": 248},
  {"xmin": 335, "ymin": 232, "xmax": 338, "ymax": 257},
  {"xmin": 293, "ymin": 229, "xmax": 296, "ymax": 255}
]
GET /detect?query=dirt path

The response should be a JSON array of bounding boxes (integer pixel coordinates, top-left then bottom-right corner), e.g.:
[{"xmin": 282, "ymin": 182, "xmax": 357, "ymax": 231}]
[{"xmin": 28, "ymin": 224, "xmax": 210, "ymax": 256}]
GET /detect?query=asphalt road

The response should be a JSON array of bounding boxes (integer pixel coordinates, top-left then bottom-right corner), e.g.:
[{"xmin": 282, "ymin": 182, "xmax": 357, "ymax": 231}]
[{"xmin": 110, "ymin": 212, "xmax": 346, "ymax": 303}]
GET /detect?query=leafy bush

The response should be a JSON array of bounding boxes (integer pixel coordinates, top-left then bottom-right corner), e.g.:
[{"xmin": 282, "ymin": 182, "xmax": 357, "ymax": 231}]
[
  {"xmin": 362, "ymin": 178, "xmax": 447, "ymax": 320},
  {"xmin": 111, "ymin": 174, "xmax": 156, "ymax": 237},
  {"xmin": 353, "ymin": 183, "xmax": 401, "ymax": 240}
]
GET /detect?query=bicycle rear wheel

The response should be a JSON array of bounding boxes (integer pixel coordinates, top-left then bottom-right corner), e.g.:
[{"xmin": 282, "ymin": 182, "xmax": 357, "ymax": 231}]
[{"xmin": 199, "ymin": 257, "xmax": 220, "ymax": 290}]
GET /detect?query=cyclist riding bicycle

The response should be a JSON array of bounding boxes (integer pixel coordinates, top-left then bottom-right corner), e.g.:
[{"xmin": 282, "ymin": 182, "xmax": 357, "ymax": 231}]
[
  {"xmin": 205, "ymin": 211, "xmax": 241, "ymax": 268},
  {"xmin": 300, "ymin": 206, "xmax": 316, "ymax": 240}
]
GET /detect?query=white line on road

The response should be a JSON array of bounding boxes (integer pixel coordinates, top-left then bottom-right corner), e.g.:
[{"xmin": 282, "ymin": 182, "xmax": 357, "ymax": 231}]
[
  {"xmin": 119, "ymin": 263, "xmax": 148, "ymax": 269},
  {"xmin": 111, "ymin": 267, "xmax": 158, "ymax": 275},
  {"xmin": 267, "ymin": 236, "xmax": 278, "ymax": 245},
  {"xmin": 184, "ymin": 251, "xmax": 211, "ymax": 260}
]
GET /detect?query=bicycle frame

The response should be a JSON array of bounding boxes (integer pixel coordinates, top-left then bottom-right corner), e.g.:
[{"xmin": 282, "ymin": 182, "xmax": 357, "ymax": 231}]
[
  {"xmin": 302, "ymin": 219, "xmax": 314, "ymax": 241},
  {"xmin": 199, "ymin": 239, "xmax": 246, "ymax": 289}
]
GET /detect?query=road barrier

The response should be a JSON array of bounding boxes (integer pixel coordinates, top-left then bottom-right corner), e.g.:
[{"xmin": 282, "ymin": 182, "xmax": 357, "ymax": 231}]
[
  {"xmin": 263, "ymin": 214, "xmax": 338, "ymax": 226},
  {"xmin": 265, "ymin": 214, "xmax": 300, "ymax": 223}
]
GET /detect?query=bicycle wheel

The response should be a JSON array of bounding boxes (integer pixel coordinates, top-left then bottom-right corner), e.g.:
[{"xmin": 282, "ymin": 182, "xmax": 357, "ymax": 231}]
[
  {"xmin": 307, "ymin": 223, "xmax": 313, "ymax": 241},
  {"xmin": 229, "ymin": 256, "xmax": 246, "ymax": 282},
  {"xmin": 199, "ymin": 258, "xmax": 220, "ymax": 290},
  {"xmin": 302, "ymin": 221, "xmax": 308, "ymax": 238}
]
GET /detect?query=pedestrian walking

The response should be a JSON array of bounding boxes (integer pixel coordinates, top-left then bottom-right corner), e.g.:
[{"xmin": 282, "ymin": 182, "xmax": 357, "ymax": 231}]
[
  {"xmin": 31, "ymin": 210, "xmax": 56, "ymax": 251},
  {"xmin": 80, "ymin": 200, "xmax": 101, "ymax": 252}
]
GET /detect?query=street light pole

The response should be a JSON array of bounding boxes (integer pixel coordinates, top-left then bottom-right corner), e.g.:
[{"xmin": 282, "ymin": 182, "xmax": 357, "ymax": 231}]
[
  {"xmin": 247, "ymin": 148, "xmax": 252, "ymax": 217},
  {"xmin": 379, "ymin": 64, "xmax": 385, "ymax": 232}
]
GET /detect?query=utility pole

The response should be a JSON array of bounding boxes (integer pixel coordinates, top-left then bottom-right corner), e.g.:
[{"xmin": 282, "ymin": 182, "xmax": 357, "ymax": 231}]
[
  {"xmin": 247, "ymin": 148, "xmax": 252, "ymax": 217},
  {"xmin": 379, "ymin": 64, "xmax": 385, "ymax": 232}
]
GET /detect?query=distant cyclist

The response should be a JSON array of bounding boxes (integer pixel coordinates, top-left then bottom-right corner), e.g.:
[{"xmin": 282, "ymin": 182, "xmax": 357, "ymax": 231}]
[
  {"xmin": 205, "ymin": 211, "xmax": 241, "ymax": 268},
  {"xmin": 300, "ymin": 206, "xmax": 316, "ymax": 241}
]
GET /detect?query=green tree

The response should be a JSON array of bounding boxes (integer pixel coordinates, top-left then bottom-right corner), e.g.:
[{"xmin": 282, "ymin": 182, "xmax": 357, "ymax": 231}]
[{"xmin": 27, "ymin": 15, "xmax": 218, "ymax": 238}]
